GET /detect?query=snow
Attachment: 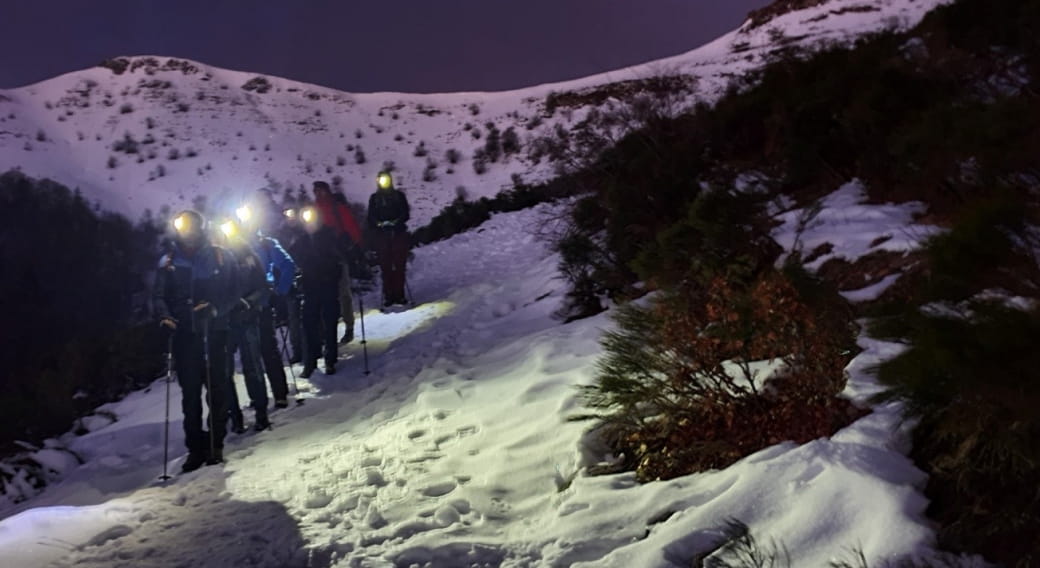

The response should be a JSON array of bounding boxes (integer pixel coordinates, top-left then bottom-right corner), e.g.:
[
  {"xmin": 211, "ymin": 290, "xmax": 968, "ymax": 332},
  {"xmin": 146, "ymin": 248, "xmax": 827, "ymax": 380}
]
[
  {"xmin": 840, "ymin": 272, "xmax": 904, "ymax": 303},
  {"xmin": 0, "ymin": 0, "xmax": 951, "ymax": 230},
  {"xmin": 772, "ymin": 180, "xmax": 942, "ymax": 272},
  {"xmin": 0, "ymin": 203, "xmax": 983, "ymax": 567},
  {"xmin": 0, "ymin": 0, "xmax": 982, "ymax": 565}
]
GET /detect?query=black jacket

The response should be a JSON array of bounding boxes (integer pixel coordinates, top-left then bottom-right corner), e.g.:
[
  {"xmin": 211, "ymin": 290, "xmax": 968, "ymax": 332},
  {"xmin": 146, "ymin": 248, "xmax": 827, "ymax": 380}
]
[
  {"xmin": 154, "ymin": 241, "xmax": 238, "ymax": 333},
  {"xmin": 367, "ymin": 189, "xmax": 410, "ymax": 232},
  {"xmin": 229, "ymin": 243, "xmax": 270, "ymax": 326},
  {"xmin": 286, "ymin": 225, "xmax": 342, "ymax": 295}
]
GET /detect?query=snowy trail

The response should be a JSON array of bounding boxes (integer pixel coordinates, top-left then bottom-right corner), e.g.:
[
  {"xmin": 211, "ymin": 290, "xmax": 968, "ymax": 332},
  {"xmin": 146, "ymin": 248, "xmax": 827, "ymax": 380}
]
[{"xmin": 0, "ymin": 200, "xmax": 971, "ymax": 567}]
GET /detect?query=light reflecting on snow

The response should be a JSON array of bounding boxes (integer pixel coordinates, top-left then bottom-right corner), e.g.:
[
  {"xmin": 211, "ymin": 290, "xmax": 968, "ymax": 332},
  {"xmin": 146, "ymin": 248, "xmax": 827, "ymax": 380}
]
[{"xmin": 356, "ymin": 301, "xmax": 455, "ymax": 347}]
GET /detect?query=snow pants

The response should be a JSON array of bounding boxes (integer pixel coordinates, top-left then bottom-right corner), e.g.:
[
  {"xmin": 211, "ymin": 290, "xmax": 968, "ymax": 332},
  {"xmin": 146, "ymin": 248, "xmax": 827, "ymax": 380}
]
[
  {"xmin": 338, "ymin": 263, "xmax": 354, "ymax": 339},
  {"xmin": 373, "ymin": 230, "xmax": 410, "ymax": 305},
  {"xmin": 258, "ymin": 304, "xmax": 289, "ymax": 403},
  {"xmin": 302, "ymin": 284, "xmax": 340, "ymax": 369},
  {"xmin": 228, "ymin": 320, "xmax": 268, "ymax": 416},
  {"xmin": 173, "ymin": 328, "xmax": 229, "ymax": 454}
]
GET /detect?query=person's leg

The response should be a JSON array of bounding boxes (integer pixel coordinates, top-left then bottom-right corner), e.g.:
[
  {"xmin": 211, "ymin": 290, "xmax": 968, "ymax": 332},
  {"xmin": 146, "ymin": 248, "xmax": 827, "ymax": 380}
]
[
  {"xmin": 240, "ymin": 322, "xmax": 269, "ymax": 412},
  {"xmin": 321, "ymin": 287, "xmax": 340, "ymax": 372},
  {"xmin": 287, "ymin": 293, "xmax": 304, "ymax": 364},
  {"xmin": 225, "ymin": 326, "xmax": 245, "ymax": 433},
  {"xmin": 301, "ymin": 291, "xmax": 320, "ymax": 377},
  {"xmin": 258, "ymin": 305, "xmax": 289, "ymax": 405},
  {"xmin": 390, "ymin": 231, "xmax": 410, "ymax": 304},
  {"xmin": 205, "ymin": 329, "xmax": 230, "ymax": 462},
  {"xmin": 174, "ymin": 332, "xmax": 205, "ymax": 458},
  {"xmin": 375, "ymin": 233, "xmax": 394, "ymax": 306},
  {"xmin": 338, "ymin": 266, "xmax": 354, "ymax": 343}
]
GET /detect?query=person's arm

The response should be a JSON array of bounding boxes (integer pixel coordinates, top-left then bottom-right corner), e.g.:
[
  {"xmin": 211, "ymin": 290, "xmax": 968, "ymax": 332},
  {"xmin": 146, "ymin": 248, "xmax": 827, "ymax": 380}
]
[
  {"xmin": 268, "ymin": 238, "xmax": 297, "ymax": 296},
  {"xmin": 367, "ymin": 193, "xmax": 379, "ymax": 230},
  {"xmin": 339, "ymin": 205, "xmax": 363, "ymax": 246},
  {"xmin": 399, "ymin": 192, "xmax": 410, "ymax": 225},
  {"xmin": 154, "ymin": 254, "xmax": 175, "ymax": 325}
]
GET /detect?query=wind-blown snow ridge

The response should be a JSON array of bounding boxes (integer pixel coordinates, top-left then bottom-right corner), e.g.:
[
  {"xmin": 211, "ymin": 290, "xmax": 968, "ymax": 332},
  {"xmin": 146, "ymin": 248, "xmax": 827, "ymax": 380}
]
[{"xmin": 0, "ymin": 0, "xmax": 949, "ymax": 227}]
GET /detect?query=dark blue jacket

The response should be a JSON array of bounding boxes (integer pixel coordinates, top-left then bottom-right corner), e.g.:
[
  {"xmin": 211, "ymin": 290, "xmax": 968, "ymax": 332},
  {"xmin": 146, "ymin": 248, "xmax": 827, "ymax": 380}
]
[{"xmin": 154, "ymin": 241, "xmax": 239, "ymax": 333}]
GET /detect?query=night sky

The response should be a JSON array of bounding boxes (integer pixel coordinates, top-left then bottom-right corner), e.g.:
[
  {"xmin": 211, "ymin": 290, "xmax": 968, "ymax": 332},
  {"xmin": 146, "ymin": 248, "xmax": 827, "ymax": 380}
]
[{"xmin": 2, "ymin": 1, "xmax": 770, "ymax": 94}]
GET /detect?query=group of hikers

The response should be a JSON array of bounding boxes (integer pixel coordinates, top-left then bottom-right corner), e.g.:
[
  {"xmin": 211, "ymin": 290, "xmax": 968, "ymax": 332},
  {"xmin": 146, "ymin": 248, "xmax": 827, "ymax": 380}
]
[{"xmin": 154, "ymin": 171, "xmax": 411, "ymax": 472}]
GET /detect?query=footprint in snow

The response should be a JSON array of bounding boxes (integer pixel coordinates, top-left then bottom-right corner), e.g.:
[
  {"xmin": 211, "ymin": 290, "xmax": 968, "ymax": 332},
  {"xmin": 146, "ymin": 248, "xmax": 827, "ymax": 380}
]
[
  {"xmin": 421, "ymin": 480, "xmax": 457, "ymax": 497},
  {"xmin": 83, "ymin": 525, "xmax": 134, "ymax": 548}
]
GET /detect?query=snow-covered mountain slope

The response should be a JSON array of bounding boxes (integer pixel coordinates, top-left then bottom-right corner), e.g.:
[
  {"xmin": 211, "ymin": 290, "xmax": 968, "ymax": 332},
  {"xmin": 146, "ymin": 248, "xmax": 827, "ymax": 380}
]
[
  {"xmin": 0, "ymin": 0, "xmax": 949, "ymax": 227},
  {"xmin": 0, "ymin": 202, "xmax": 976, "ymax": 567}
]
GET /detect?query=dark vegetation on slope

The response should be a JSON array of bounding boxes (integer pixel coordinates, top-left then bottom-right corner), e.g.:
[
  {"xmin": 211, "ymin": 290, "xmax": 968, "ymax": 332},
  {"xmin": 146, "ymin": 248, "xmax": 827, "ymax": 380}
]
[
  {"xmin": 552, "ymin": 0, "xmax": 1040, "ymax": 564},
  {"xmin": 0, "ymin": 172, "xmax": 165, "ymax": 476}
]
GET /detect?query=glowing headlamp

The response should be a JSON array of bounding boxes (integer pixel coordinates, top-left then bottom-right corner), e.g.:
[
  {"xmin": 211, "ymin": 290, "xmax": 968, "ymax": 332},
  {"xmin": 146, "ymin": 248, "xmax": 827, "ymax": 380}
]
[
  {"xmin": 301, "ymin": 207, "xmax": 316, "ymax": 224},
  {"xmin": 235, "ymin": 205, "xmax": 252, "ymax": 224},
  {"xmin": 283, "ymin": 208, "xmax": 297, "ymax": 219},
  {"xmin": 219, "ymin": 219, "xmax": 238, "ymax": 238},
  {"xmin": 377, "ymin": 173, "xmax": 392, "ymax": 189},
  {"xmin": 173, "ymin": 215, "xmax": 187, "ymax": 233}
]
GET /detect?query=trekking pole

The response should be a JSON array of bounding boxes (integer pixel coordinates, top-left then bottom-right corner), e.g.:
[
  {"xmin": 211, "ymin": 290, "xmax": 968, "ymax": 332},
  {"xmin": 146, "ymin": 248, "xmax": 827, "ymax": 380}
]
[
  {"xmin": 159, "ymin": 334, "xmax": 174, "ymax": 482},
  {"xmin": 358, "ymin": 291, "xmax": 370, "ymax": 376},
  {"xmin": 277, "ymin": 324, "xmax": 304, "ymax": 405}
]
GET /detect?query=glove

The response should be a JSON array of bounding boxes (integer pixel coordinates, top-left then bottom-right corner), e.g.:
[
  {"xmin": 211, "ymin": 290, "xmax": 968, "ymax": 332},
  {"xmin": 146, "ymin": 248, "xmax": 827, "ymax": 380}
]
[
  {"xmin": 193, "ymin": 301, "xmax": 217, "ymax": 322},
  {"xmin": 159, "ymin": 317, "xmax": 178, "ymax": 331}
]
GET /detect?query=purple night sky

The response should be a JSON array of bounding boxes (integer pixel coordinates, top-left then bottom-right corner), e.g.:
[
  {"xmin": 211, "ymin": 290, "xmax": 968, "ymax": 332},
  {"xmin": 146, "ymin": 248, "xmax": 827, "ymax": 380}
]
[{"xmin": 2, "ymin": 1, "xmax": 770, "ymax": 93}]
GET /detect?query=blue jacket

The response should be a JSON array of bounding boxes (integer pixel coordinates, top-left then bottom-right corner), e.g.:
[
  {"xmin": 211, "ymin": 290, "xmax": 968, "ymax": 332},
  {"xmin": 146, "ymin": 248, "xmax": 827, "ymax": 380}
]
[
  {"xmin": 154, "ymin": 241, "xmax": 239, "ymax": 333},
  {"xmin": 251, "ymin": 235, "xmax": 296, "ymax": 296}
]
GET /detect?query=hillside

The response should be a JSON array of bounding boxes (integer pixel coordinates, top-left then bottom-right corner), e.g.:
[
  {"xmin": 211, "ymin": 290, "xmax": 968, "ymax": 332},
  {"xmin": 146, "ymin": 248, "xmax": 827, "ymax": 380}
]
[{"xmin": 0, "ymin": 0, "xmax": 948, "ymax": 227}]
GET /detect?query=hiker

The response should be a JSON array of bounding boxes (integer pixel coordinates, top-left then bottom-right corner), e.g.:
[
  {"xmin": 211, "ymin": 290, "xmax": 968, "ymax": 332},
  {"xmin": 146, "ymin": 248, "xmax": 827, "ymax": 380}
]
[
  {"xmin": 312, "ymin": 181, "xmax": 363, "ymax": 344},
  {"xmin": 215, "ymin": 218, "xmax": 272, "ymax": 433},
  {"xmin": 235, "ymin": 204, "xmax": 295, "ymax": 408},
  {"xmin": 290, "ymin": 204, "xmax": 343, "ymax": 377},
  {"xmin": 367, "ymin": 171, "xmax": 411, "ymax": 307},
  {"xmin": 155, "ymin": 210, "xmax": 237, "ymax": 472}
]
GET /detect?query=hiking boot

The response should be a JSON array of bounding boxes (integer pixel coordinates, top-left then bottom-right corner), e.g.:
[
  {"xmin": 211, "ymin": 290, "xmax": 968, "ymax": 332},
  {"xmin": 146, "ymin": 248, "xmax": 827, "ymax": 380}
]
[
  {"xmin": 324, "ymin": 362, "xmax": 336, "ymax": 375},
  {"xmin": 338, "ymin": 331, "xmax": 353, "ymax": 345},
  {"xmin": 206, "ymin": 448, "xmax": 224, "ymax": 465},
  {"xmin": 300, "ymin": 366, "xmax": 315, "ymax": 379},
  {"xmin": 254, "ymin": 413, "xmax": 272, "ymax": 431},
  {"xmin": 289, "ymin": 355, "xmax": 302, "ymax": 365},
  {"xmin": 274, "ymin": 399, "xmax": 289, "ymax": 409},
  {"xmin": 181, "ymin": 451, "xmax": 208, "ymax": 473},
  {"xmin": 229, "ymin": 411, "xmax": 246, "ymax": 434}
]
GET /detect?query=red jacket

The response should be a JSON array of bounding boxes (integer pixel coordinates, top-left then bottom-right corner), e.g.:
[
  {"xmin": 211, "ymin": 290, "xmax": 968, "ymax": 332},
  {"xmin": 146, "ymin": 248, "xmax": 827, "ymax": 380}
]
[{"xmin": 315, "ymin": 194, "xmax": 363, "ymax": 246}]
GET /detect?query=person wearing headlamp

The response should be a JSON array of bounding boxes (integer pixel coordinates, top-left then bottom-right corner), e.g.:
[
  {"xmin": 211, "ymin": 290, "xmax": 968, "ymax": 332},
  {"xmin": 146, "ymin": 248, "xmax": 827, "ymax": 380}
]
[
  {"xmin": 154, "ymin": 209, "xmax": 238, "ymax": 472},
  {"xmin": 367, "ymin": 171, "xmax": 411, "ymax": 307},
  {"xmin": 236, "ymin": 204, "xmax": 295, "ymax": 409},
  {"xmin": 215, "ymin": 217, "xmax": 273, "ymax": 432},
  {"xmin": 312, "ymin": 181, "xmax": 364, "ymax": 345},
  {"xmin": 288, "ymin": 197, "xmax": 344, "ymax": 378}
]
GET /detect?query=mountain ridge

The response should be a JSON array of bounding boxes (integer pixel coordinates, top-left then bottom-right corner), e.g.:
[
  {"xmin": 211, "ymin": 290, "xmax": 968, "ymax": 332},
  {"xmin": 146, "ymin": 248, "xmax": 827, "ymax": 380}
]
[{"xmin": 0, "ymin": 0, "xmax": 950, "ymax": 226}]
